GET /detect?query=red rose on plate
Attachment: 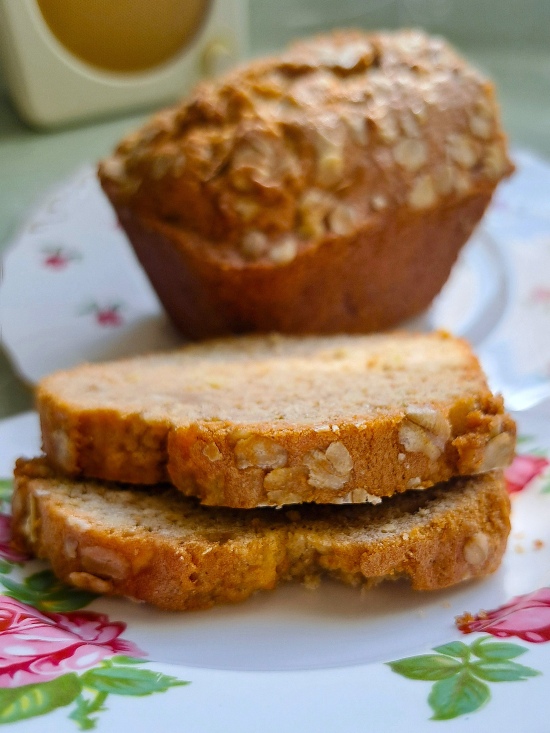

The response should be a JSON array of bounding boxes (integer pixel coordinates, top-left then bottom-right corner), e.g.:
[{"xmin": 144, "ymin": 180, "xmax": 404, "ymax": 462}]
[
  {"xmin": 457, "ymin": 588, "xmax": 550, "ymax": 643},
  {"xmin": 0, "ymin": 515, "xmax": 29, "ymax": 564},
  {"xmin": 505, "ymin": 454, "xmax": 549, "ymax": 494},
  {"xmin": 0, "ymin": 597, "xmax": 144, "ymax": 687}
]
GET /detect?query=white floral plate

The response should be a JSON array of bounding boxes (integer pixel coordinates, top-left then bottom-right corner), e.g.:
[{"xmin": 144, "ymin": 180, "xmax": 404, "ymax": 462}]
[
  {"xmin": 0, "ymin": 410, "xmax": 549, "ymax": 732},
  {"xmin": 0, "ymin": 151, "xmax": 550, "ymax": 730}
]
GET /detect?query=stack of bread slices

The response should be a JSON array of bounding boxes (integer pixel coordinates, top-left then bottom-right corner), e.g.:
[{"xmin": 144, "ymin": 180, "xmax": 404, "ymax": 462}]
[
  {"xmin": 12, "ymin": 29, "xmax": 516, "ymax": 611},
  {"xmin": 12, "ymin": 331, "xmax": 515, "ymax": 611}
]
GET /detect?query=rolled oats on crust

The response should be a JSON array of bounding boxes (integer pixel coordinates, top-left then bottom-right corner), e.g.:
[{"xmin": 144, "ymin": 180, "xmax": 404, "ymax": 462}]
[
  {"xmin": 11, "ymin": 458, "xmax": 511, "ymax": 611},
  {"xmin": 37, "ymin": 332, "xmax": 517, "ymax": 508},
  {"xmin": 98, "ymin": 29, "xmax": 513, "ymax": 339}
]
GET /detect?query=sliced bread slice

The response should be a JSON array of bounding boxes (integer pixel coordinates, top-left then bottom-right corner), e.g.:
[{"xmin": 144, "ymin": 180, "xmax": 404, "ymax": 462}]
[
  {"xmin": 12, "ymin": 458, "xmax": 510, "ymax": 611},
  {"xmin": 37, "ymin": 331, "xmax": 515, "ymax": 508}
]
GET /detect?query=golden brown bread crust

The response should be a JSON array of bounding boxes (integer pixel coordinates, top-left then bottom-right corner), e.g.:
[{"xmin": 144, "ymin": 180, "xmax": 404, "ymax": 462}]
[
  {"xmin": 36, "ymin": 332, "xmax": 516, "ymax": 508},
  {"xmin": 12, "ymin": 458, "xmax": 511, "ymax": 611},
  {"xmin": 99, "ymin": 29, "xmax": 513, "ymax": 338},
  {"xmin": 116, "ymin": 192, "xmax": 492, "ymax": 338}
]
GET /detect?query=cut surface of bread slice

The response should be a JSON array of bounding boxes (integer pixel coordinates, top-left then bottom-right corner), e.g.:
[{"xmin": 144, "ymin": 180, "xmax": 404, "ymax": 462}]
[
  {"xmin": 12, "ymin": 459, "xmax": 510, "ymax": 612},
  {"xmin": 37, "ymin": 331, "xmax": 516, "ymax": 508}
]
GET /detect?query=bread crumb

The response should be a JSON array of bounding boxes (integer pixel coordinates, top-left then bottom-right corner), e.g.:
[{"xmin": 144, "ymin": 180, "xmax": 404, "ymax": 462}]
[{"xmin": 303, "ymin": 575, "xmax": 320, "ymax": 590}]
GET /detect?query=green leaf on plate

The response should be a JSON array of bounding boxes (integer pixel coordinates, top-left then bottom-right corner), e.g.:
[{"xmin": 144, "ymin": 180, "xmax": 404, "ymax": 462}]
[
  {"xmin": 432, "ymin": 641, "xmax": 471, "ymax": 660},
  {"xmin": 428, "ymin": 670, "xmax": 490, "ymax": 720},
  {"xmin": 387, "ymin": 654, "xmax": 462, "ymax": 681},
  {"xmin": 68, "ymin": 690, "xmax": 108, "ymax": 731},
  {"xmin": 0, "ymin": 479, "xmax": 13, "ymax": 502},
  {"xmin": 471, "ymin": 636, "xmax": 527, "ymax": 661},
  {"xmin": 1, "ymin": 569, "xmax": 97, "ymax": 612},
  {"xmin": 471, "ymin": 660, "xmax": 541, "ymax": 682},
  {"xmin": 0, "ymin": 673, "xmax": 82, "ymax": 724},
  {"xmin": 389, "ymin": 636, "xmax": 542, "ymax": 722},
  {"xmin": 24, "ymin": 569, "xmax": 64, "ymax": 592},
  {"xmin": 109, "ymin": 655, "xmax": 147, "ymax": 666},
  {"xmin": 0, "ymin": 560, "xmax": 14, "ymax": 575},
  {"xmin": 81, "ymin": 665, "xmax": 189, "ymax": 697}
]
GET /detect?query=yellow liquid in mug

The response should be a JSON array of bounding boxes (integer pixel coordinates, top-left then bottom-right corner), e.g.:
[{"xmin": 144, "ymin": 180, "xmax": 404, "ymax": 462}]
[{"xmin": 36, "ymin": 0, "xmax": 211, "ymax": 73}]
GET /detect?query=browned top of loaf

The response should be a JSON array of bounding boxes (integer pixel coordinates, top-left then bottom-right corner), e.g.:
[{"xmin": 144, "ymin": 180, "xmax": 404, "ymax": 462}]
[
  {"xmin": 98, "ymin": 29, "xmax": 513, "ymax": 266},
  {"xmin": 38, "ymin": 331, "xmax": 488, "ymax": 426},
  {"xmin": 12, "ymin": 458, "xmax": 511, "ymax": 611}
]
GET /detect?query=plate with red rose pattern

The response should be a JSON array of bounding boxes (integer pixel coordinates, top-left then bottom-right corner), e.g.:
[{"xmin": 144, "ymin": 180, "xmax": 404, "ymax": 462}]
[
  {"xmin": 0, "ymin": 406, "xmax": 548, "ymax": 732},
  {"xmin": 0, "ymin": 150, "xmax": 550, "ymax": 730}
]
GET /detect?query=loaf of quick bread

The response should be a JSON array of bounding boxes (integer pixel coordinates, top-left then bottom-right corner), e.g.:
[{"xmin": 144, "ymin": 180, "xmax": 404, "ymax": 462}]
[
  {"xmin": 37, "ymin": 331, "xmax": 516, "ymax": 508},
  {"xmin": 99, "ymin": 29, "xmax": 514, "ymax": 339},
  {"xmin": 12, "ymin": 459, "xmax": 511, "ymax": 611}
]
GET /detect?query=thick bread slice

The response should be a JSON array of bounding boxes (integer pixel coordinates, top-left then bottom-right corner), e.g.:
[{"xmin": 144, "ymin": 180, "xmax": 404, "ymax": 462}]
[
  {"xmin": 37, "ymin": 332, "xmax": 516, "ymax": 508},
  {"xmin": 12, "ymin": 458, "xmax": 510, "ymax": 612}
]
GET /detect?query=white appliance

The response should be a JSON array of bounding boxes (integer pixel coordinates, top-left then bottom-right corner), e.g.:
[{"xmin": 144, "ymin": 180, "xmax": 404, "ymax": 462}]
[{"xmin": 0, "ymin": 0, "xmax": 247, "ymax": 127}]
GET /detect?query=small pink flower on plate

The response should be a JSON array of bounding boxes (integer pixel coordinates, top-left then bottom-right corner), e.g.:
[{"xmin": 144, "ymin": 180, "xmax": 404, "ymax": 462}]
[
  {"xmin": 505, "ymin": 454, "xmax": 549, "ymax": 494},
  {"xmin": 96, "ymin": 307, "xmax": 123, "ymax": 327},
  {"xmin": 41, "ymin": 246, "xmax": 81, "ymax": 269},
  {"xmin": 0, "ymin": 515, "xmax": 29, "ymax": 564},
  {"xmin": 529, "ymin": 286, "xmax": 550, "ymax": 305},
  {"xmin": 457, "ymin": 588, "xmax": 550, "ymax": 643},
  {"xmin": 0, "ymin": 597, "xmax": 144, "ymax": 687},
  {"xmin": 79, "ymin": 302, "xmax": 125, "ymax": 327}
]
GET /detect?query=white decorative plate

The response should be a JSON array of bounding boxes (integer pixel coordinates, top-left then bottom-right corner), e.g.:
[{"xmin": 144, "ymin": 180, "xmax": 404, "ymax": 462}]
[{"xmin": 0, "ymin": 151, "xmax": 550, "ymax": 731}]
